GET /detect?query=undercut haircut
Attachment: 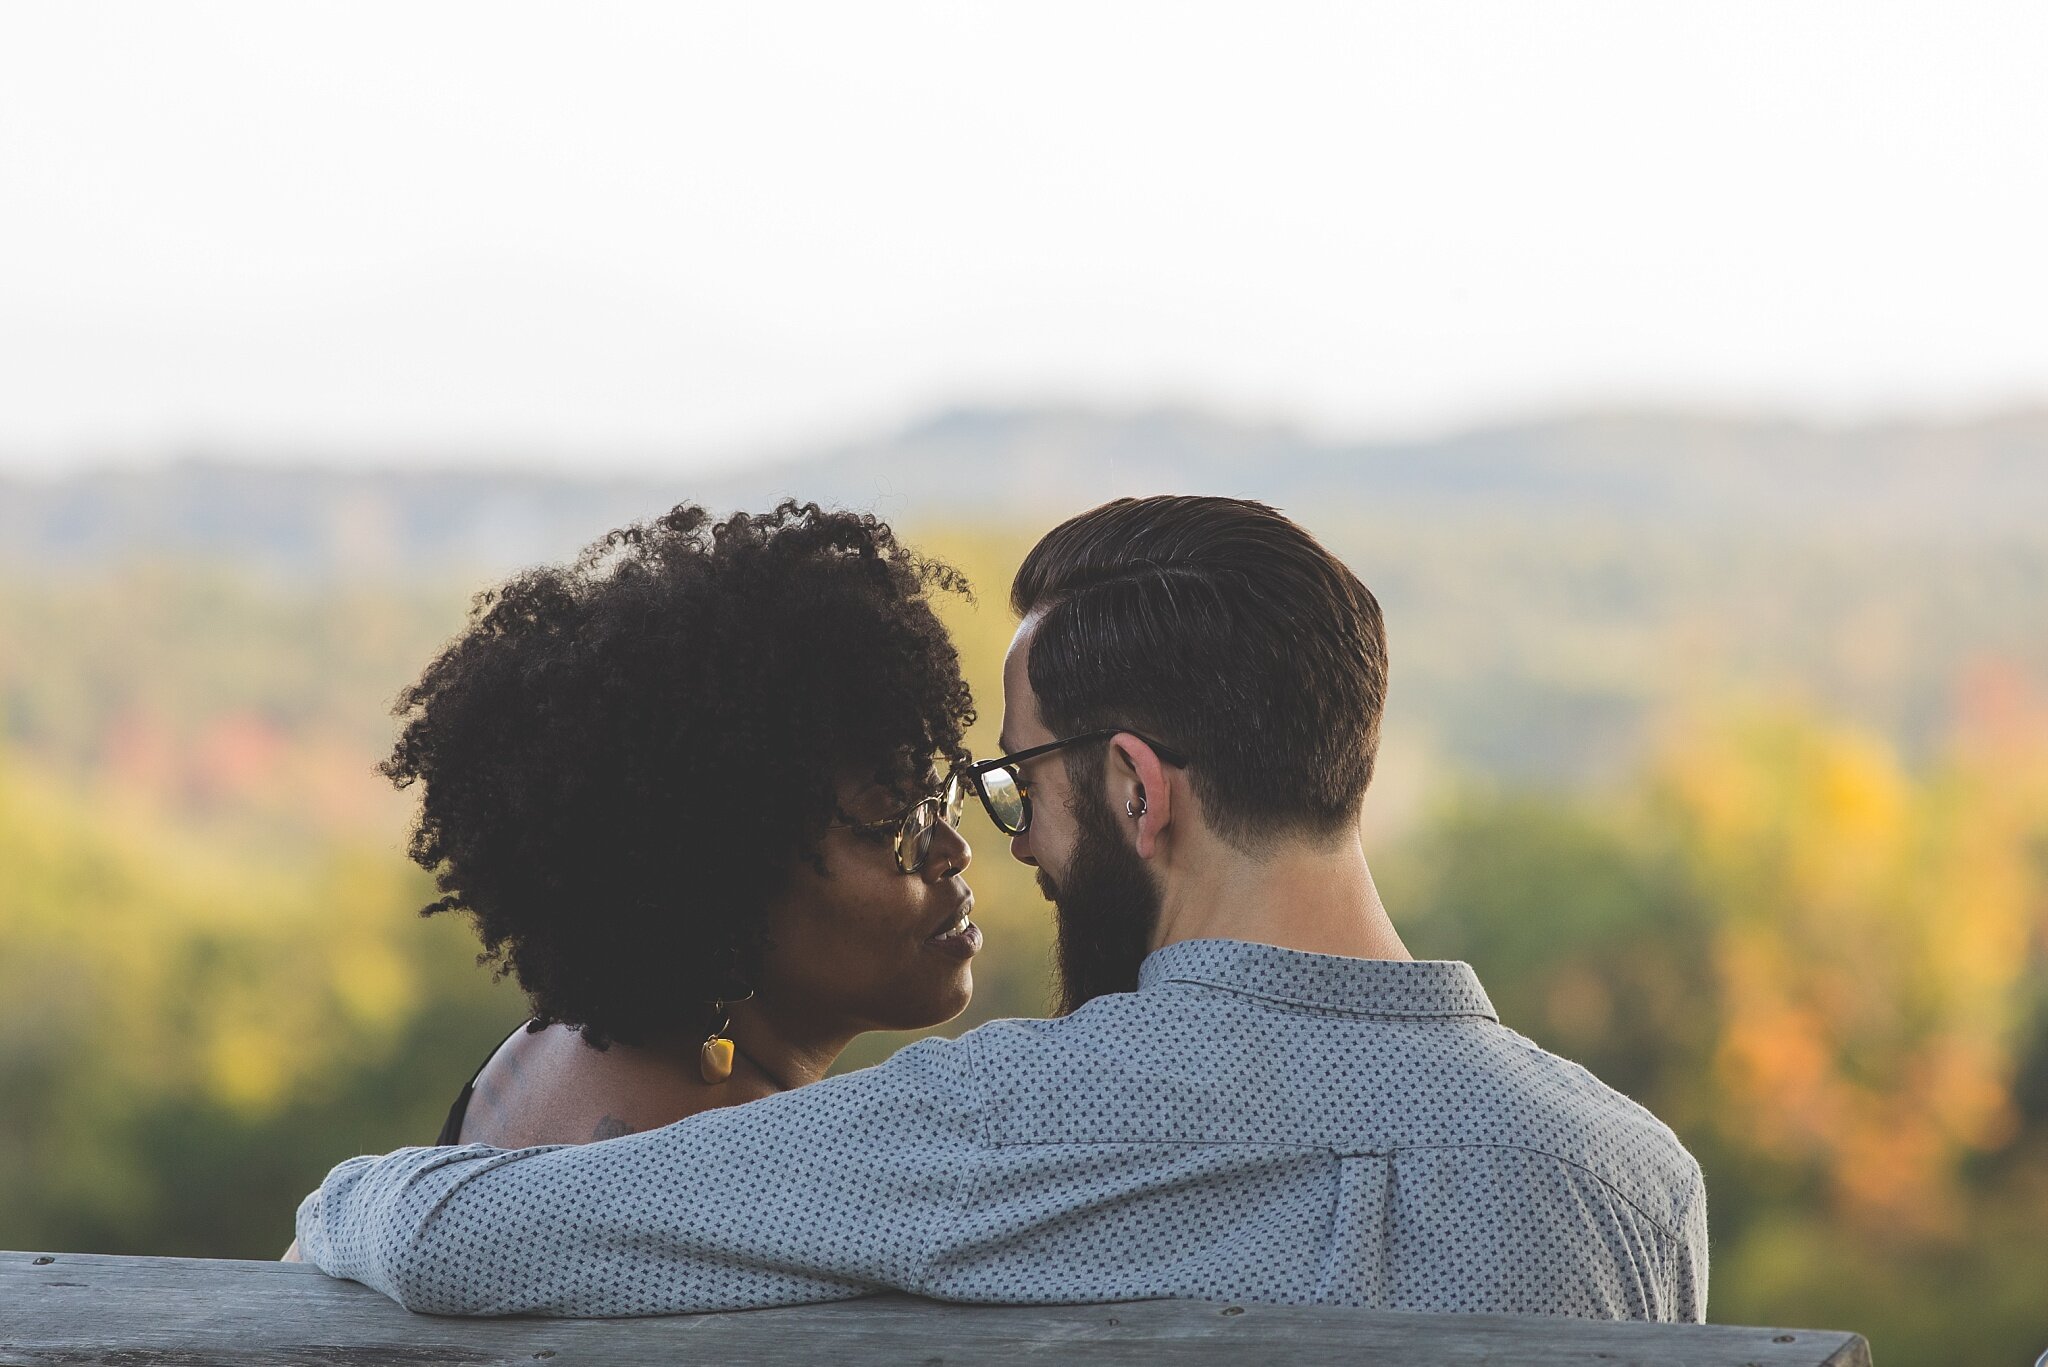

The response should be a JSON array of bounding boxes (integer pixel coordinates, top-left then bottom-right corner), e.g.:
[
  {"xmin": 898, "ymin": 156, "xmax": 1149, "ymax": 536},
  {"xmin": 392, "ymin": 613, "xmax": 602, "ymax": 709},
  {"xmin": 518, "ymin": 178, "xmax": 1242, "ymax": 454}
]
[{"xmin": 1011, "ymin": 495, "xmax": 1387, "ymax": 850}]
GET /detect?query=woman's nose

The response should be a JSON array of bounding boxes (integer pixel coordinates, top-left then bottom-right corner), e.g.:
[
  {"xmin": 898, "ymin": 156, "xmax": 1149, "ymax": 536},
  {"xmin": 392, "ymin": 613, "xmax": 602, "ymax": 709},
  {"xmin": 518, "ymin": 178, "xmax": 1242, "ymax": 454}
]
[{"xmin": 924, "ymin": 814, "xmax": 971, "ymax": 879}]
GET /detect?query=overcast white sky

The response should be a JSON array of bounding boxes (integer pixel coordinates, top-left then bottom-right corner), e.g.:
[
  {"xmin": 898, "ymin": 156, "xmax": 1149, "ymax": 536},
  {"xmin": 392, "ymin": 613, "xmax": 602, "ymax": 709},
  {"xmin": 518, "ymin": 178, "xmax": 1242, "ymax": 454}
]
[{"xmin": 2, "ymin": 1, "xmax": 2044, "ymax": 473}]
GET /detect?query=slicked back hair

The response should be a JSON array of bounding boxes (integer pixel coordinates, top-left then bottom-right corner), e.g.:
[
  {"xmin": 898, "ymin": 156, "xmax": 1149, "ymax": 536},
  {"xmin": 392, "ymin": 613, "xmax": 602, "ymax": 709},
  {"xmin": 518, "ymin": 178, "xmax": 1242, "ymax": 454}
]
[{"xmin": 1012, "ymin": 496, "xmax": 1387, "ymax": 850}]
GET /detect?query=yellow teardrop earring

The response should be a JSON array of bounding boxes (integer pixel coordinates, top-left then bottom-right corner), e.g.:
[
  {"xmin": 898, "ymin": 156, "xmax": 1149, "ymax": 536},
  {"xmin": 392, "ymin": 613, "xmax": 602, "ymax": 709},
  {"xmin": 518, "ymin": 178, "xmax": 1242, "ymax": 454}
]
[{"xmin": 698, "ymin": 991, "xmax": 753, "ymax": 1085}]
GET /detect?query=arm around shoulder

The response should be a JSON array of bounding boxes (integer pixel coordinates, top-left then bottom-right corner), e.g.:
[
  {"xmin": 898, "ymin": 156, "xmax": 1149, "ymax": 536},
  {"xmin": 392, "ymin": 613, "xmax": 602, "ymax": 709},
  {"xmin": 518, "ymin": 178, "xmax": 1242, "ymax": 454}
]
[{"xmin": 294, "ymin": 1033, "xmax": 987, "ymax": 1316}]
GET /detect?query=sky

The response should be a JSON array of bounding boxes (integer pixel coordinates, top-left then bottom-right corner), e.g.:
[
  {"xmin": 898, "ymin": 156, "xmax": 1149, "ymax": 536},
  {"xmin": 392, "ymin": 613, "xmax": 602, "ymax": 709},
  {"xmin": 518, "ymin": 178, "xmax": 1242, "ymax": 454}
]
[{"xmin": 2, "ymin": 1, "xmax": 2045, "ymax": 474}]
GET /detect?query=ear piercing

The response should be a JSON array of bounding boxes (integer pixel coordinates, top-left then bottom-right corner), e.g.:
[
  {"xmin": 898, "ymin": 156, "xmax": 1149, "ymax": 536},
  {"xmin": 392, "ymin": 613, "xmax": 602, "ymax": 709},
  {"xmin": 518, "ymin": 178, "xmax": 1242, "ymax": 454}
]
[{"xmin": 1126, "ymin": 796, "xmax": 1147, "ymax": 819}]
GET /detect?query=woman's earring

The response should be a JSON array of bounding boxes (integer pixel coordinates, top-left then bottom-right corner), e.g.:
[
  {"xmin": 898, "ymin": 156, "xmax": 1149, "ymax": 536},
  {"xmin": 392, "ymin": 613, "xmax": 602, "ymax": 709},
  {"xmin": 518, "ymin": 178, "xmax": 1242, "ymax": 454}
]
[
  {"xmin": 699, "ymin": 989, "xmax": 753, "ymax": 1084},
  {"xmin": 1125, "ymin": 795, "xmax": 1147, "ymax": 819},
  {"xmin": 699, "ymin": 1007, "xmax": 735, "ymax": 1084}
]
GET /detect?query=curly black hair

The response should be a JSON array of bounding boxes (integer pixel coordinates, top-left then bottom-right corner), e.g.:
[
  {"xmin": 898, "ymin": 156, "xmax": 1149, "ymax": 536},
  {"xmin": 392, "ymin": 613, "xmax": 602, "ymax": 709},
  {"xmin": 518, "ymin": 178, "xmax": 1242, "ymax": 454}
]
[{"xmin": 381, "ymin": 501, "xmax": 976, "ymax": 1049}]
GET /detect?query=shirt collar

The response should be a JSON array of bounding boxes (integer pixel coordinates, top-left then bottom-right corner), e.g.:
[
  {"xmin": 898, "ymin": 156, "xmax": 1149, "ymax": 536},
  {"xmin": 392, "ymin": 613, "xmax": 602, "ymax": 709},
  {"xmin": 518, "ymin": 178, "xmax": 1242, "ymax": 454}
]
[{"xmin": 1137, "ymin": 938, "xmax": 1498, "ymax": 1022}]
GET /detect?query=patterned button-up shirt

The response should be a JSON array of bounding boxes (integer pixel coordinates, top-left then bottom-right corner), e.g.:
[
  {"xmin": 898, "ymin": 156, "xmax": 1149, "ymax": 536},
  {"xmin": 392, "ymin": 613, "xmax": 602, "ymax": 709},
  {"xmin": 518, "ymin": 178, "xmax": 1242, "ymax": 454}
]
[{"xmin": 297, "ymin": 938, "xmax": 1708, "ymax": 1320}]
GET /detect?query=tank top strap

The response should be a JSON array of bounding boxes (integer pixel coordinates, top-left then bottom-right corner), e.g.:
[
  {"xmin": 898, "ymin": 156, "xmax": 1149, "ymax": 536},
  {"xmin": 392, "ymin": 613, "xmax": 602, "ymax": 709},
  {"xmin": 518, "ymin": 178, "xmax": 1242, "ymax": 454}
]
[{"xmin": 434, "ymin": 1020, "xmax": 535, "ymax": 1146}]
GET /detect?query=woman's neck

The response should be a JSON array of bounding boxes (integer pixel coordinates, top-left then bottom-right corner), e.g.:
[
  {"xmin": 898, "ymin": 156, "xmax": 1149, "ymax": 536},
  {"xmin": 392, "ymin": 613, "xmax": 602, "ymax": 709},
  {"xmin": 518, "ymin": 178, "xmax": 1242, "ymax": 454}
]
[
  {"xmin": 721, "ymin": 998, "xmax": 852, "ymax": 1092},
  {"xmin": 611, "ymin": 1000, "xmax": 854, "ymax": 1101}
]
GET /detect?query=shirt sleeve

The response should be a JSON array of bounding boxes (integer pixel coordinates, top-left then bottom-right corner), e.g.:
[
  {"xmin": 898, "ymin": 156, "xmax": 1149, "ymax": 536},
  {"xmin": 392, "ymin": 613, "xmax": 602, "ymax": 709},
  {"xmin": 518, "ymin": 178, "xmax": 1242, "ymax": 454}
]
[
  {"xmin": 294, "ymin": 1033, "xmax": 984, "ymax": 1316},
  {"xmin": 1672, "ymin": 1161, "xmax": 1710, "ymax": 1323}
]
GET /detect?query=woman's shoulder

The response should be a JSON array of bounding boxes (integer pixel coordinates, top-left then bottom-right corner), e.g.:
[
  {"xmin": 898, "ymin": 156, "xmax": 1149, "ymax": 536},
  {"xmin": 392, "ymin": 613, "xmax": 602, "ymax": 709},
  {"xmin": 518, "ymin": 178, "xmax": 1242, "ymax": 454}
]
[
  {"xmin": 440, "ymin": 1021, "xmax": 543, "ymax": 1146},
  {"xmin": 456, "ymin": 1022, "xmax": 742, "ymax": 1147}
]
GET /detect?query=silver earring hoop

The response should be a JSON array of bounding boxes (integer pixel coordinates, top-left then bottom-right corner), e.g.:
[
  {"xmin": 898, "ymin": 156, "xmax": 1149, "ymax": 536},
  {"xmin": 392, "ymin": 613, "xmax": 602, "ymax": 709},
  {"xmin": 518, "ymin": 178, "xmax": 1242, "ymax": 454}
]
[{"xmin": 1126, "ymin": 797, "xmax": 1147, "ymax": 819}]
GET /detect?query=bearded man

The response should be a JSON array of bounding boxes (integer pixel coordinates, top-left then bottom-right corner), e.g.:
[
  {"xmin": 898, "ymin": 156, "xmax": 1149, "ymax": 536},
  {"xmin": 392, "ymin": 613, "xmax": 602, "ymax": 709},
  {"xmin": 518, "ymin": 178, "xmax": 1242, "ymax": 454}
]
[{"xmin": 296, "ymin": 495, "xmax": 1708, "ymax": 1322}]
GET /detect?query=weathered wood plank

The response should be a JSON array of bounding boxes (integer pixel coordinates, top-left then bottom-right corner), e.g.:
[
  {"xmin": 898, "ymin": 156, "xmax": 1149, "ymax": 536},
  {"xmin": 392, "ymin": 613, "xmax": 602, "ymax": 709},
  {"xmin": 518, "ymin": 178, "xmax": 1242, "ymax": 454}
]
[{"xmin": 0, "ymin": 1250, "xmax": 1871, "ymax": 1367}]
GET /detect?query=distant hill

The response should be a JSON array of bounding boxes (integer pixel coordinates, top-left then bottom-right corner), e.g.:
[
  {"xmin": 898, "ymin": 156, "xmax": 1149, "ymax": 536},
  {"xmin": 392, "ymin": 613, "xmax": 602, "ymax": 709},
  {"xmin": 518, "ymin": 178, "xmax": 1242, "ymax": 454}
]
[
  {"xmin": 5, "ymin": 406, "xmax": 2044, "ymax": 795},
  {"xmin": 4, "ymin": 407, "xmax": 2044, "ymax": 578}
]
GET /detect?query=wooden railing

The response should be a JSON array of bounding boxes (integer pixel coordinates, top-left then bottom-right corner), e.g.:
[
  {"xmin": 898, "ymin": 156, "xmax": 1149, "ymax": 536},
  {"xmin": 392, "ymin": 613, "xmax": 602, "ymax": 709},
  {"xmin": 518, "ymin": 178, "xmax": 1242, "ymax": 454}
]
[{"xmin": 0, "ymin": 1249, "xmax": 1872, "ymax": 1366}]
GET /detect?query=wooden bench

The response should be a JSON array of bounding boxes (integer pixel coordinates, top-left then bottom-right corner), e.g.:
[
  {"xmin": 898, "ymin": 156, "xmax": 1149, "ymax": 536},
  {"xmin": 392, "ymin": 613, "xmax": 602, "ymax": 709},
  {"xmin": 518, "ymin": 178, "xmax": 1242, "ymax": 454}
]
[{"xmin": 1, "ymin": 1250, "xmax": 1872, "ymax": 1365}]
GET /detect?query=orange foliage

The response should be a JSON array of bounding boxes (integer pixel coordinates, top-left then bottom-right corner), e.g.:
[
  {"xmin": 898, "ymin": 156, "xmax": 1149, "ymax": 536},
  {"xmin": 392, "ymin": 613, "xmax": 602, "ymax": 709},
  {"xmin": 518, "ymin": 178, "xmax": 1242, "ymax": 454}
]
[{"xmin": 1656, "ymin": 686, "xmax": 2048, "ymax": 1236}]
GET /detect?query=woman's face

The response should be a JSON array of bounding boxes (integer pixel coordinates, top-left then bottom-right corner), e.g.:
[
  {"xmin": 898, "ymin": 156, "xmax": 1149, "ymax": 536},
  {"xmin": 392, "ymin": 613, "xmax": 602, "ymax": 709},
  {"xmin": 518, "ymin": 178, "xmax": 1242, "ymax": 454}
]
[{"xmin": 752, "ymin": 770, "xmax": 980, "ymax": 1039}]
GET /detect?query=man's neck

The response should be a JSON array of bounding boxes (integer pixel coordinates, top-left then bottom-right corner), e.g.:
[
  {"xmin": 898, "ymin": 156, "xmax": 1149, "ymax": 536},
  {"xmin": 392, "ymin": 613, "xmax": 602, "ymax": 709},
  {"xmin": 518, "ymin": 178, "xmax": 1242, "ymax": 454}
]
[{"xmin": 1150, "ymin": 834, "xmax": 1412, "ymax": 963}]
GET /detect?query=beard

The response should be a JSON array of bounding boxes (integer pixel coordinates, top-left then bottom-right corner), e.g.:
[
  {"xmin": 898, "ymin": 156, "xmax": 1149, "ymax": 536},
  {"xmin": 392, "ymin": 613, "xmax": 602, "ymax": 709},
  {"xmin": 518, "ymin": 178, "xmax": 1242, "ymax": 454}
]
[{"xmin": 1042, "ymin": 783, "xmax": 1164, "ymax": 1016}]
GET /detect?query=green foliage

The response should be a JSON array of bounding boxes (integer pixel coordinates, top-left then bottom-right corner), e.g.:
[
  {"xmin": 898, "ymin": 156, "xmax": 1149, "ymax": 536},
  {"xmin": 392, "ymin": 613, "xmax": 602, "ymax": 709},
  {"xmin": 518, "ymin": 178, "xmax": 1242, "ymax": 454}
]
[
  {"xmin": 0, "ymin": 751, "xmax": 524, "ymax": 1254},
  {"xmin": 1383, "ymin": 792, "xmax": 1715, "ymax": 1111}
]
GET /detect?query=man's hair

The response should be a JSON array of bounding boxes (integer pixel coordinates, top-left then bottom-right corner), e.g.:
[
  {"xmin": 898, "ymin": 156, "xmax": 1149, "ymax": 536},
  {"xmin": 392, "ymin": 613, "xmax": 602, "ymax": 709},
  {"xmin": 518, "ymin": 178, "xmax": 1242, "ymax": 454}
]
[
  {"xmin": 1011, "ymin": 496, "xmax": 1386, "ymax": 849},
  {"xmin": 382, "ymin": 501, "xmax": 975, "ymax": 1048}
]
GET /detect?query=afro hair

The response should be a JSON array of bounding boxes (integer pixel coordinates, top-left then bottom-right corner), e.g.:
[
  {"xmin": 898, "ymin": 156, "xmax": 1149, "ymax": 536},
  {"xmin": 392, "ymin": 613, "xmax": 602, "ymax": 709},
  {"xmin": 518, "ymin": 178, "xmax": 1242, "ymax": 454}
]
[{"xmin": 381, "ymin": 500, "xmax": 976, "ymax": 1048}]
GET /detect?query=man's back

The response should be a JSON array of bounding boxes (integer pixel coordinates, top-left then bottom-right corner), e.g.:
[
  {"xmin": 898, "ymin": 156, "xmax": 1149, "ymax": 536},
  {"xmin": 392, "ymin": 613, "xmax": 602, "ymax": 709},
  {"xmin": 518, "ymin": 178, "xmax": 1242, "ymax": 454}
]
[
  {"xmin": 298, "ymin": 939, "xmax": 1706, "ymax": 1321},
  {"xmin": 934, "ymin": 939, "xmax": 1704, "ymax": 1320}
]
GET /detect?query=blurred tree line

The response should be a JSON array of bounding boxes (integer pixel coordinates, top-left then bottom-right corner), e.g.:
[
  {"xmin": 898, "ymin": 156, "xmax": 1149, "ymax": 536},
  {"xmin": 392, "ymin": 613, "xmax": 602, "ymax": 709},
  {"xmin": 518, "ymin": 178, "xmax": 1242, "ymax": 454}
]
[
  {"xmin": 1381, "ymin": 683, "xmax": 2048, "ymax": 1364},
  {"xmin": 2, "ymin": 534, "xmax": 2045, "ymax": 1364}
]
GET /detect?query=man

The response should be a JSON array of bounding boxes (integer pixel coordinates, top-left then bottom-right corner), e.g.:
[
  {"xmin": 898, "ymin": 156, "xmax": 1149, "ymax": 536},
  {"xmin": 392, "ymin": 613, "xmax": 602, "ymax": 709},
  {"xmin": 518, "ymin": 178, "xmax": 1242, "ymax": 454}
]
[{"xmin": 296, "ymin": 495, "xmax": 1708, "ymax": 1320}]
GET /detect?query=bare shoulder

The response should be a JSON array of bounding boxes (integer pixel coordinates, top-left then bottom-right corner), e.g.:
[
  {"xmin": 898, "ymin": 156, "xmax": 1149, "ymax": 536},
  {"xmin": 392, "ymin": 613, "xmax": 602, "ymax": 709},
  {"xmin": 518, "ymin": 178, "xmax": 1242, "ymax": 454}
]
[
  {"xmin": 460, "ymin": 1024, "xmax": 727, "ymax": 1147},
  {"xmin": 458, "ymin": 1023, "xmax": 564, "ymax": 1147}
]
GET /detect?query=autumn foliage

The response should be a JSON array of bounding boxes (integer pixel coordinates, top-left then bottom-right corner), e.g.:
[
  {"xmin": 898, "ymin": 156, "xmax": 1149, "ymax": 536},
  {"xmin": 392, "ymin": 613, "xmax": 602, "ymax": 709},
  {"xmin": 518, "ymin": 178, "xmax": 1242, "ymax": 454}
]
[{"xmin": 3, "ymin": 545, "xmax": 2046, "ymax": 1363}]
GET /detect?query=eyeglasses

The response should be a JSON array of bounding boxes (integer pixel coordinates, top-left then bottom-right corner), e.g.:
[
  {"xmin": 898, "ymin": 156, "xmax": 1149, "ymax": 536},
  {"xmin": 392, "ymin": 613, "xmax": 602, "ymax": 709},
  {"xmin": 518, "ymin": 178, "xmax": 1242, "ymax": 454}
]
[
  {"xmin": 828, "ymin": 773, "xmax": 967, "ymax": 874},
  {"xmin": 956, "ymin": 730, "xmax": 1189, "ymax": 836}
]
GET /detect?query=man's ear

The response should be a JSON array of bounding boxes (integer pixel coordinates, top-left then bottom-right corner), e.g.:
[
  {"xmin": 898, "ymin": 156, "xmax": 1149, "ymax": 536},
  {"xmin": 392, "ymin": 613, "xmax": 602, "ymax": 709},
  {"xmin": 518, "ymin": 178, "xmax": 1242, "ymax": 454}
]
[{"xmin": 1106, "ymin": 732, "xmax": 1173, "ymax": 861}]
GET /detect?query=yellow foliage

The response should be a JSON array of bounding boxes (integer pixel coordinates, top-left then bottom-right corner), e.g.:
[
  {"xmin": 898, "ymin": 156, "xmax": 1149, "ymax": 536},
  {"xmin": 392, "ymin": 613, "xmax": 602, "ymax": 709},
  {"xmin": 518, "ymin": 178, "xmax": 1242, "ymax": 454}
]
[
  {"xmin": 328, "ymin": 936, "xmax": 420, "ymax": 1029},
  {"xmin": 203, "ymin": 1019, "xmax": 296, "ymax": 1112},
  {"xmin": 1656, "ymin": 700, "xmax": 2048, "ymax": 1234},
  {"xmin": 0, "ymin": 751, "xmax": 437, "ymax": 1122}
]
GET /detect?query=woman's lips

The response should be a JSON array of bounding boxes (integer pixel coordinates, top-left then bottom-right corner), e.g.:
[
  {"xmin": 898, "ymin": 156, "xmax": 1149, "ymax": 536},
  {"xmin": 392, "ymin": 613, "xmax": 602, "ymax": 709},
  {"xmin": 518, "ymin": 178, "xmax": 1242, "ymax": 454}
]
[{"xmin": 925, "ymin": 904, "xmax": 982, "ymax": 958}]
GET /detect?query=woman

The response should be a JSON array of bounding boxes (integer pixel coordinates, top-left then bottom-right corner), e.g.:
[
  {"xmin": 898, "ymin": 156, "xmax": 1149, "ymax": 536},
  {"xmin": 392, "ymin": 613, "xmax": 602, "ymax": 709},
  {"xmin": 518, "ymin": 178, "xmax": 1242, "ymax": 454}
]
[{"xmin": 393, "ymin": 499, "xmax": 984, "ymax": 1147}]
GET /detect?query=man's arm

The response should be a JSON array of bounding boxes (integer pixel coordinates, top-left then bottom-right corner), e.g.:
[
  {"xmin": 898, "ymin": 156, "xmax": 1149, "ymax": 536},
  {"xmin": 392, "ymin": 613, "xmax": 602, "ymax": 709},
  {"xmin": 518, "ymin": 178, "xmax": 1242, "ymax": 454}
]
[
  {"xmin": 295, "ymin": 1035, "xmax": 983, "ymax": 1316},
  {"xmin": 1673, "ymin": 1162, "xmax": 1709, "ymax": 1323}
]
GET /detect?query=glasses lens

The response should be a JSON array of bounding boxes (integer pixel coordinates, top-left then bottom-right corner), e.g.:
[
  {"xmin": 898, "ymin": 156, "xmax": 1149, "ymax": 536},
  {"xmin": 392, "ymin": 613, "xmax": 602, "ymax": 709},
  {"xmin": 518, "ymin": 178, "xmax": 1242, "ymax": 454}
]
[
  {"xmin": 900, "ymin": 798, "xmax": 939, "ymax": 873},
  {"xmin": 979, "ymin": 765, "xmax": 1027, "ymax": 834},
  {"xmin": 941, "ymin": 774, "xmax": 965, "ymax": 829}
]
